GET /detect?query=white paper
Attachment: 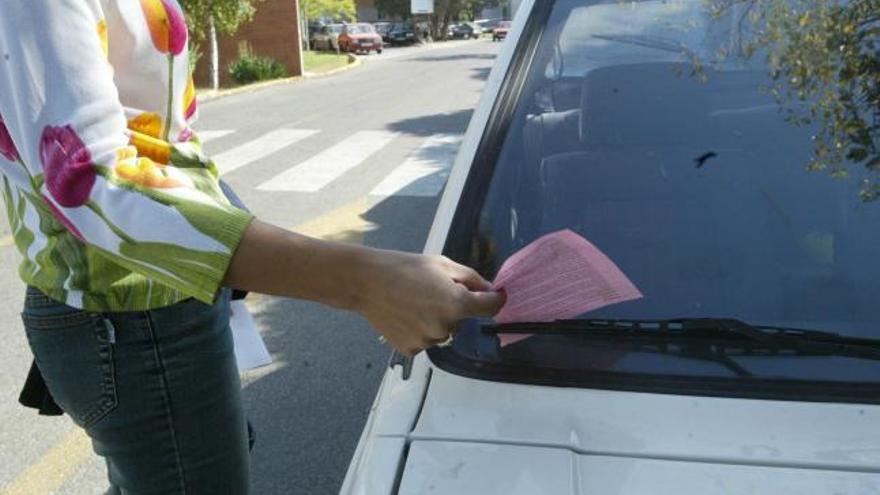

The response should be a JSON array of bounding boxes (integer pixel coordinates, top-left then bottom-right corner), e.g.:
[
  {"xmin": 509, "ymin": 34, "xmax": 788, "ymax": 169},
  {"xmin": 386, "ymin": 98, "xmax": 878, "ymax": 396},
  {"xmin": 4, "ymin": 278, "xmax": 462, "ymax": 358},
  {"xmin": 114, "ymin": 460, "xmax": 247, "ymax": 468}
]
[{"xmin": 230, "ymin": 300, "xmax": 272, "ymax": 373}]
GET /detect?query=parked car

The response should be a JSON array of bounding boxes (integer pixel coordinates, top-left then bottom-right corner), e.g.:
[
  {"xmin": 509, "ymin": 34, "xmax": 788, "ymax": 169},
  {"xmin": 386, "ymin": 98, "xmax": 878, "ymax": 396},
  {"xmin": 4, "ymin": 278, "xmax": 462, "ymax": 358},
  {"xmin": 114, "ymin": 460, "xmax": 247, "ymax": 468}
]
[
  {"xmin": 373, "ymin": 21, "xmax": 392, "ymax": 39},
  {"xmin": 339, "ymin": 23, "xmax": 383, "ymax": 54},
  {"xmin": 341, "ymin": 0, "xmax": 880, "ymax": 493},
  {"xmin": 307, "ymin": 22, "xmax": 325, "ymax": 42},
  {"xmin": 475, "ymin": 18, "xmax": 502, "ymax": 34},
  {"xmin": 386, "ymin": 22, "xmax": 416, "ymax": 45},
  {"xmin": 448, "ymin": 22, "xmax": 479, "ymax": 39},
  {"xmin": 311, "ymin": 23, "xmax": 343, "ymax": 51},
  {"xmin": 492, "ymin": 20, "xmax": 512, "ymax": 41}
]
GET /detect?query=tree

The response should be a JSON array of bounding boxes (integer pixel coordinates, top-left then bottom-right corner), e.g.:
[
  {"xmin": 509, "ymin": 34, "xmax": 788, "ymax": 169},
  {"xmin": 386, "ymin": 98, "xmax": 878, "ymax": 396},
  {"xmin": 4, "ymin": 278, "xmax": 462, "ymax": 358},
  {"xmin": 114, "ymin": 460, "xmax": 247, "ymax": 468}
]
[
  {"xmin": 180, "ymin": 0, "xmax": 259, "ymax": 90},
  {"xmin": 700, "ymin": 0, "xmax": 880, "ymax": 201},
  {"xmin": 301, "ymin": 0, "xmax": 355, "ymax": 20}
]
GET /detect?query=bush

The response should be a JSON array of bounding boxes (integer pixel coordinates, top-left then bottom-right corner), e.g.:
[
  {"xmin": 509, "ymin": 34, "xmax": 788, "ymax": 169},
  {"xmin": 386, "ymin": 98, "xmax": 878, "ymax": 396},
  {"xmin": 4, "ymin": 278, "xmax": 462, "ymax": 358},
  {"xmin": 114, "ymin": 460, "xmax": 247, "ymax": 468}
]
[{"xmin": 228, "ymin": 43, "xmax": 288, "ymax": 85}]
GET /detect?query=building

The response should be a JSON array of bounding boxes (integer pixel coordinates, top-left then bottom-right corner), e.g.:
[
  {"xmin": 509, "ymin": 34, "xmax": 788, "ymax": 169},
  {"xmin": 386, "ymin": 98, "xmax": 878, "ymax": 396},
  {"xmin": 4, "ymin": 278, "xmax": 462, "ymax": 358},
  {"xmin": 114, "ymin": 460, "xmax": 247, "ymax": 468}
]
[
  {"xmin": 193, "ymin": 0, "xmax": 303, "ymax": 88},
  {"xmin": 357, "ymin": 0, "xmax": 380, "ymax": 21}
]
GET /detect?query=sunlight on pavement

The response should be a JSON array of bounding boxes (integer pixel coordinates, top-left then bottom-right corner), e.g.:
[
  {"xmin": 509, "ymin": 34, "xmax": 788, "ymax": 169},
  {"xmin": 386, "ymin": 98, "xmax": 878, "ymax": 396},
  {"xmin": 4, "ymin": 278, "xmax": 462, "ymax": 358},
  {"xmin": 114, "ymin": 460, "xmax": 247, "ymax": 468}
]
[
  {"xmin": 0, "ymin": 235, "xmax": 13, "ymax": 248},
  {"xmin": 292, "ymin": 196, "xmax": 377, "ymax": 244},
  {"xmin": 0, "ymin": 429, "xmax": 91, "ymax": 495}
]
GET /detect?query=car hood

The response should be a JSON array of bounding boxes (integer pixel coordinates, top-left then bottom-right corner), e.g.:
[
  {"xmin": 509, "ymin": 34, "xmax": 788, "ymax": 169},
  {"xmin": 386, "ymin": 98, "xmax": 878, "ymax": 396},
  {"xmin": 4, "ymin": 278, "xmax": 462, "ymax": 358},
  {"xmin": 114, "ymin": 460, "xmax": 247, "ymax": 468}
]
[
  {"xmin": 399, "ymin": 441, "xmax": 879, "ymax": 494},
  {"xmin": 395, "ymin": 366, "xmax": 880, "ymax": 494}
]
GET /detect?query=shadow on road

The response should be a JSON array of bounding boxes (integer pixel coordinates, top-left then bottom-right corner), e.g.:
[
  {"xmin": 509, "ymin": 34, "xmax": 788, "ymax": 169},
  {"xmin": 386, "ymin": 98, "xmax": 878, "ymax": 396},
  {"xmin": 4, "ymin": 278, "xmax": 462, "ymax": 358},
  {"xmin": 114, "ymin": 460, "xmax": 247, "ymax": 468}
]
[
  {"xmin": 471, "ymin": 67, "xmax": 492, "ymax": 81},
  {"xmin": 242, "ymin": 194, "xmax": 439, "ymax": 494},
  {"xmin": 241, "ymin": 109, "xmax": 465, "ymax": 492},
  {"xmin": 409, "ymin": 53, "xmax": 497, "ymax": 62},
  {"xmin": 385, "ymin": 108, "xmax": 474, "ymax": 137}
]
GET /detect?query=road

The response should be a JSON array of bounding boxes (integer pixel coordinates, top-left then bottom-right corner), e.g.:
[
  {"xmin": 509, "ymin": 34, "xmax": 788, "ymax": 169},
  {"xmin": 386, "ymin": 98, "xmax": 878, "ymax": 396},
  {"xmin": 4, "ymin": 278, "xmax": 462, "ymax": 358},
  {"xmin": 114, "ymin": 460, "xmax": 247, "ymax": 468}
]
[{"xmin": 0, "ymin": 39, "xmax": 499, "ymax": 494}]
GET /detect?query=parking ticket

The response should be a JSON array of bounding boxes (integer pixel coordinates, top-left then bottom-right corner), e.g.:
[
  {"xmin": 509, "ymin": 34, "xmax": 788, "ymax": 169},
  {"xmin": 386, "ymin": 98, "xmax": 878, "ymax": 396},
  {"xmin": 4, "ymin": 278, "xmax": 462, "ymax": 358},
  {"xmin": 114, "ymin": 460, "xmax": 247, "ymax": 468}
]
[{"xmin": 491, "ymin": 230, "xmax": 643, "ymax": 346}]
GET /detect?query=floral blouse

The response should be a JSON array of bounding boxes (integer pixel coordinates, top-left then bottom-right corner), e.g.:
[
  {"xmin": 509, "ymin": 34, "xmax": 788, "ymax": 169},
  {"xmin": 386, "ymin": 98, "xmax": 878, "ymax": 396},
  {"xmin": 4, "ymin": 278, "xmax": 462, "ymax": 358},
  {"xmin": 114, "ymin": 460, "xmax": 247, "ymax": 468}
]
[{"xmin": 0, "ymin": 0, "xmax": 254, "ymax": 311}]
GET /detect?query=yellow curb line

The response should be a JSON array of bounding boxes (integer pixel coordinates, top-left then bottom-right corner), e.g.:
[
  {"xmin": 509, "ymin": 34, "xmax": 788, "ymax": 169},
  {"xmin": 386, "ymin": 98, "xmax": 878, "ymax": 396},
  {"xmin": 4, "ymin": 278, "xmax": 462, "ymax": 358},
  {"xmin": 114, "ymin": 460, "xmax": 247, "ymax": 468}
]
[
  {"xmin": 0, "ymin": 429, "xmax": 92, "ymax": 495},
  {"xmin": 198, "ymin": 54, "xmax": 359, "ymax": 103},
  {"xmin": 291, "ymin": 195, "xmax": 376, "ymax": 244}
]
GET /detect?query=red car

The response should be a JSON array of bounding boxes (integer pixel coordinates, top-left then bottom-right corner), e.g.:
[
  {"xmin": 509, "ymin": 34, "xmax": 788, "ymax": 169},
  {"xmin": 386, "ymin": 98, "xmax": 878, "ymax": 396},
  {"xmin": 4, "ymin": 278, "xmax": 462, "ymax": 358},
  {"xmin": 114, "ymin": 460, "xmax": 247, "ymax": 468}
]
[
  {"xmin": 339, "ymin": 23, "xmax": 384, "ymax": 55},
  {"xmin": 492, "ymin": 20, "xmax": 512, "ymax": 41}
]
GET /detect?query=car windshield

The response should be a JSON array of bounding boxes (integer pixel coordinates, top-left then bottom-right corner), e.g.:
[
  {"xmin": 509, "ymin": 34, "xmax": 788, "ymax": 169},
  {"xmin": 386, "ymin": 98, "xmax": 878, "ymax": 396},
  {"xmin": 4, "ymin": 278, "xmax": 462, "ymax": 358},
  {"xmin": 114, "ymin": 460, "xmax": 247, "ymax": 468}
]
[
  {"xmin": 328, "ymin": 25, "xmax": 342, "ymax": 34},
  {"xmin": 433, "ymin": 0, "xmax": 880, "ymax": 401},
  {"xmin": 391, "ymin": 23, "xmax": 410, "ymax": 31},
  {"xmin": 348, "ymin": 24, "xmax": 375, "ymax": 35},
  {"xmin": 498, "ymin": 21, "xmax": 512, "ymax": 28}
]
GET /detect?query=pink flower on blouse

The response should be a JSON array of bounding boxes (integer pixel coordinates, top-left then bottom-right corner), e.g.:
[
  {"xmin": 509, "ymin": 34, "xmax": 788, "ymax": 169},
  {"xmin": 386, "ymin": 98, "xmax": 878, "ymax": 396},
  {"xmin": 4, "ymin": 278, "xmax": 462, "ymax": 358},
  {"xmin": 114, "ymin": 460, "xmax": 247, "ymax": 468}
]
[
  {"xmin": 40, "ymin": 125, "xmax": 96, "ymax": 207},
  {"xmin": 0, "ymin": 114, "xmax": 20, "ymax": 162},
  {"xmin": 177, "ymin": 127, "xmax": 193, "ymax": 142},
  {"xmin": 140, "ymin": 0, "xmax": 188, "ymax": 56}
]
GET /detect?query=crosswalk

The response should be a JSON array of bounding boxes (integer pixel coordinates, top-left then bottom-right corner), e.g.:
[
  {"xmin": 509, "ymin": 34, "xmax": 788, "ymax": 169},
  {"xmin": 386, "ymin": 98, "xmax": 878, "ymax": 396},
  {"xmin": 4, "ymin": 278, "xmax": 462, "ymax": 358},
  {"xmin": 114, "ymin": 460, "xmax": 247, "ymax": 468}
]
[
  {"xmin": 195, "ymin": 127, "xmax": 463, "ymax": 198},
  {"xmin": 213, "ymin": 129, "xmax": 319, "ymax": 175},
  {"xmin": 258, "ymin": 130, "xmax": 398, "ymax": 192},
  {"xmin": 369, "ymin": 134, "xmax": 461, "ymax": 197}
]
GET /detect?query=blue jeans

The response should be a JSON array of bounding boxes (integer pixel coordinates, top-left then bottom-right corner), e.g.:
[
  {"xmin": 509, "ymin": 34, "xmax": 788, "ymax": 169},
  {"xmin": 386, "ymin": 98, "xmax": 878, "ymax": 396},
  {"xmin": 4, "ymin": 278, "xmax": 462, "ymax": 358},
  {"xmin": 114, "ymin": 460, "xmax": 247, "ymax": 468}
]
[{"xmin": 22, "ymin": 287, "xmax": 250, "ymax": 494}]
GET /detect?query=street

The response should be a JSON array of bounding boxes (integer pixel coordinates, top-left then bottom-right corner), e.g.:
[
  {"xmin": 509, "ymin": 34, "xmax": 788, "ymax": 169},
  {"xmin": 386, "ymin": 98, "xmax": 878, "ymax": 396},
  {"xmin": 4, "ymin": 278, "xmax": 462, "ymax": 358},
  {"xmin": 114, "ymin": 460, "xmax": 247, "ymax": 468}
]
[{"xmin": 0, "ymin": 39, "xmax": 499, "ymax": 495}]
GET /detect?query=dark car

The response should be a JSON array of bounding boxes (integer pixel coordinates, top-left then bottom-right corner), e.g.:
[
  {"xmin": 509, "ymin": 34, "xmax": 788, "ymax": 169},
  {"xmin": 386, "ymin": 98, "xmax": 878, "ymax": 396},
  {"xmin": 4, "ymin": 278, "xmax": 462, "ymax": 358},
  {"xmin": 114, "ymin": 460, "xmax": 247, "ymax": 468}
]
[
  {"xmin": 386, "ymin": 22, "xmax": 416, "ymax": 45},
  {"xmin": 374, "ymin": 21, "xmax": 392, "ymax": 38},
  {"xmin": 448, "ymin": 22, "xmax": 479, "ymax": 39}
]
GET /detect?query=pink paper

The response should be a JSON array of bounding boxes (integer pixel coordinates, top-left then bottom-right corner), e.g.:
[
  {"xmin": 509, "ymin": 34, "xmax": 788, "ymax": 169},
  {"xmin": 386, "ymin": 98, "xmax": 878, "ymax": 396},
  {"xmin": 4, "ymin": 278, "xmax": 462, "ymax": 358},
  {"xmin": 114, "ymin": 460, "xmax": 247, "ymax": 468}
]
[{"xmin": 492, "ymin": 230, "xmax": 642, "ymax": 346}]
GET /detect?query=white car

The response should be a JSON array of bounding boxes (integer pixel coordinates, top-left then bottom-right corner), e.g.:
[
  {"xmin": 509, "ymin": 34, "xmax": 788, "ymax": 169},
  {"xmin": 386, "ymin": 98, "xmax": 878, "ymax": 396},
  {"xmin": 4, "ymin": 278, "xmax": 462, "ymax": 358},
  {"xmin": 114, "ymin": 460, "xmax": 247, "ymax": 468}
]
[{"xmin": 341, "ymin": 0, "xmax": 880, "ymax": 493}]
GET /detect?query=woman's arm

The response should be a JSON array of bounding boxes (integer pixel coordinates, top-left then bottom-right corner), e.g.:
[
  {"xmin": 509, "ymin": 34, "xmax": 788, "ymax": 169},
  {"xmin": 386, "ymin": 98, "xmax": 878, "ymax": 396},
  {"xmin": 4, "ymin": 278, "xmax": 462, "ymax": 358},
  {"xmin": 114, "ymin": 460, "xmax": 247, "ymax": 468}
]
[{"xmin": 225, "ymin": 220, "xmax": 504, "ymax": 356}]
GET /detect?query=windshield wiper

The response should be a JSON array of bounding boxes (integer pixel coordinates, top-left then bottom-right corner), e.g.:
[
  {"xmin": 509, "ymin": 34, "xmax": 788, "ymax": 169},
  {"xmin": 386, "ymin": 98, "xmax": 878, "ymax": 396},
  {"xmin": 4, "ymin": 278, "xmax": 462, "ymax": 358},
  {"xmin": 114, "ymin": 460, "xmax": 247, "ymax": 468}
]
[{"xmin": 482, "ymin": 318, "xmax": 880, "ymax": 377}]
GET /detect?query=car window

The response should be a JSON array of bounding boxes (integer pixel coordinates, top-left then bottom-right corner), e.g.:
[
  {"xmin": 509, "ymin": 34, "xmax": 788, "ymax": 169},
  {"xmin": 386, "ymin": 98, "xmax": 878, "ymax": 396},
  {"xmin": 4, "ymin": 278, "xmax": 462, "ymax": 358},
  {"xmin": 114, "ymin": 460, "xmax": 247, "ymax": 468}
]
[
  {"xmin": 433, "ymin": 0, "xmax": 880, "ymax": 402},
  {"xmin": 347, "ymin": 24, "xmax": 375, "ymax": 35}
]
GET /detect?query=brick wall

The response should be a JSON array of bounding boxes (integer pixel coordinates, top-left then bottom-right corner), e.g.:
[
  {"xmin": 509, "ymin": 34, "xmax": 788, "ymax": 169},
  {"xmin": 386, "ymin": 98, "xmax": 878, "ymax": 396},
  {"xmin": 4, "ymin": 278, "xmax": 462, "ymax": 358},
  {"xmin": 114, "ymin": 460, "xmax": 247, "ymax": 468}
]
[{"xmin": 194, "ymin": 0, "xmax": 303, "ymax": 88}]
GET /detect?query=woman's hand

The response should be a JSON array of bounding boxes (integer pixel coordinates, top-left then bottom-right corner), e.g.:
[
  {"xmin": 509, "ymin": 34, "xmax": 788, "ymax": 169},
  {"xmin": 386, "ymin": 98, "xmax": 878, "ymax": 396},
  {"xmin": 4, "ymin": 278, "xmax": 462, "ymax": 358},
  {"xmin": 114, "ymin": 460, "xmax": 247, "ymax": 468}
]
[
  {"xmin": 353, "ymin": 251, "xmax": 505, "ymax": 357},
  {"xmin": 225, "ymin": 220, "xmax": 505, "ymax": 356}
]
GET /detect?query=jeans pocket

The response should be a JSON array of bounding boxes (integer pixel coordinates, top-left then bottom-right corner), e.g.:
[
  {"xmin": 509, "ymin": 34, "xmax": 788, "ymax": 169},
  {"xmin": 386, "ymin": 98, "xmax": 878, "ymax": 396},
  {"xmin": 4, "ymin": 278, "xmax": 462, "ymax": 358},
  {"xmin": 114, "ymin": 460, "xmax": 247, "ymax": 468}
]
[{"xmin": 22, "ymin": 301, "xmax": 118, "ymax": 428}]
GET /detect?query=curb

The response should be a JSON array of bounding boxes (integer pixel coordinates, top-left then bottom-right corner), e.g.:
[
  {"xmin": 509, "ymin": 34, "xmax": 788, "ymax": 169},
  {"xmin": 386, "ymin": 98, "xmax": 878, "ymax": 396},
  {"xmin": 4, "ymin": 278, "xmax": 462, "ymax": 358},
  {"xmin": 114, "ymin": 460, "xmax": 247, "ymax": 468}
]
[{"xmin": 197, "ymin": 53, "xmax": 360, "ymax": 103}]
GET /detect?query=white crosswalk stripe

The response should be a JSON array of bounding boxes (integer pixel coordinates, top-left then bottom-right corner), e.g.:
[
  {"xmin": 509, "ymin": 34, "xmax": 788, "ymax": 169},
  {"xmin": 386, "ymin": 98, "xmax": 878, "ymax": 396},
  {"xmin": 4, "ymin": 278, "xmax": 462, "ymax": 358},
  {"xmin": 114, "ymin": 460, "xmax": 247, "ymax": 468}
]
[
  {"xmin": 196, "ymin": 129, "xmax": 234, "ymax": 143},
  {"xmin": 257, "ymin": 130, "xmax": 398, "ymax": 192},
  {"xmin": 369, "ymin": 134, "xmax": 462, "ymax": 197},
  {"xmin": 214, "ymin": 129, "xmax": 318, "ymax": 175}
]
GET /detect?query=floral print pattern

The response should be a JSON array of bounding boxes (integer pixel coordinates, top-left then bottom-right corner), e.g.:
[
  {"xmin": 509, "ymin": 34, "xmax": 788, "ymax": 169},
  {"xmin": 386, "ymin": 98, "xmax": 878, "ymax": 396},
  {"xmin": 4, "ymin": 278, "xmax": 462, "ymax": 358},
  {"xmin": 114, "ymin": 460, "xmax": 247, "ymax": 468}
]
[
  {"xmin": 0, "ymin": 115, "xmax": 19, "ymax": 163},
  {"xmin": 0, "ymin": 1, "xmax": 253, "ymax": 311},
  {"xmin": 40, "ymin": 125, "xmax": 96, "ymax": 207},
  {"xmin": 139, "ymin": 0, "xmax": 188, "ymax": 56}
]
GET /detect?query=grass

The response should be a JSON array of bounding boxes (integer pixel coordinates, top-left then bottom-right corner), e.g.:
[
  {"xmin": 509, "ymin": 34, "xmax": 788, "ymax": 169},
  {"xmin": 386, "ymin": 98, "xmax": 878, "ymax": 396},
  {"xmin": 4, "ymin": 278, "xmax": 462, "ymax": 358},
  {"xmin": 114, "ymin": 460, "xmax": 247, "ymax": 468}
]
[{"xmin": 303, "ymin": 51, "xmax": 352, "ymax": 74}]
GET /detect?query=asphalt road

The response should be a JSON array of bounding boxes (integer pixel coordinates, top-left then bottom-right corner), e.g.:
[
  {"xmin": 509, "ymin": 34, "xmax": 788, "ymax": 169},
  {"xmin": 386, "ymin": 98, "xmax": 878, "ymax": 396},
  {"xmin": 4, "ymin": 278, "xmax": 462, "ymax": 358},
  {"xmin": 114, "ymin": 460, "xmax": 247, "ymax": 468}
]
[{"xmin": 0, "ymin": 39, "xmax": 499, "ymax": 494}]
